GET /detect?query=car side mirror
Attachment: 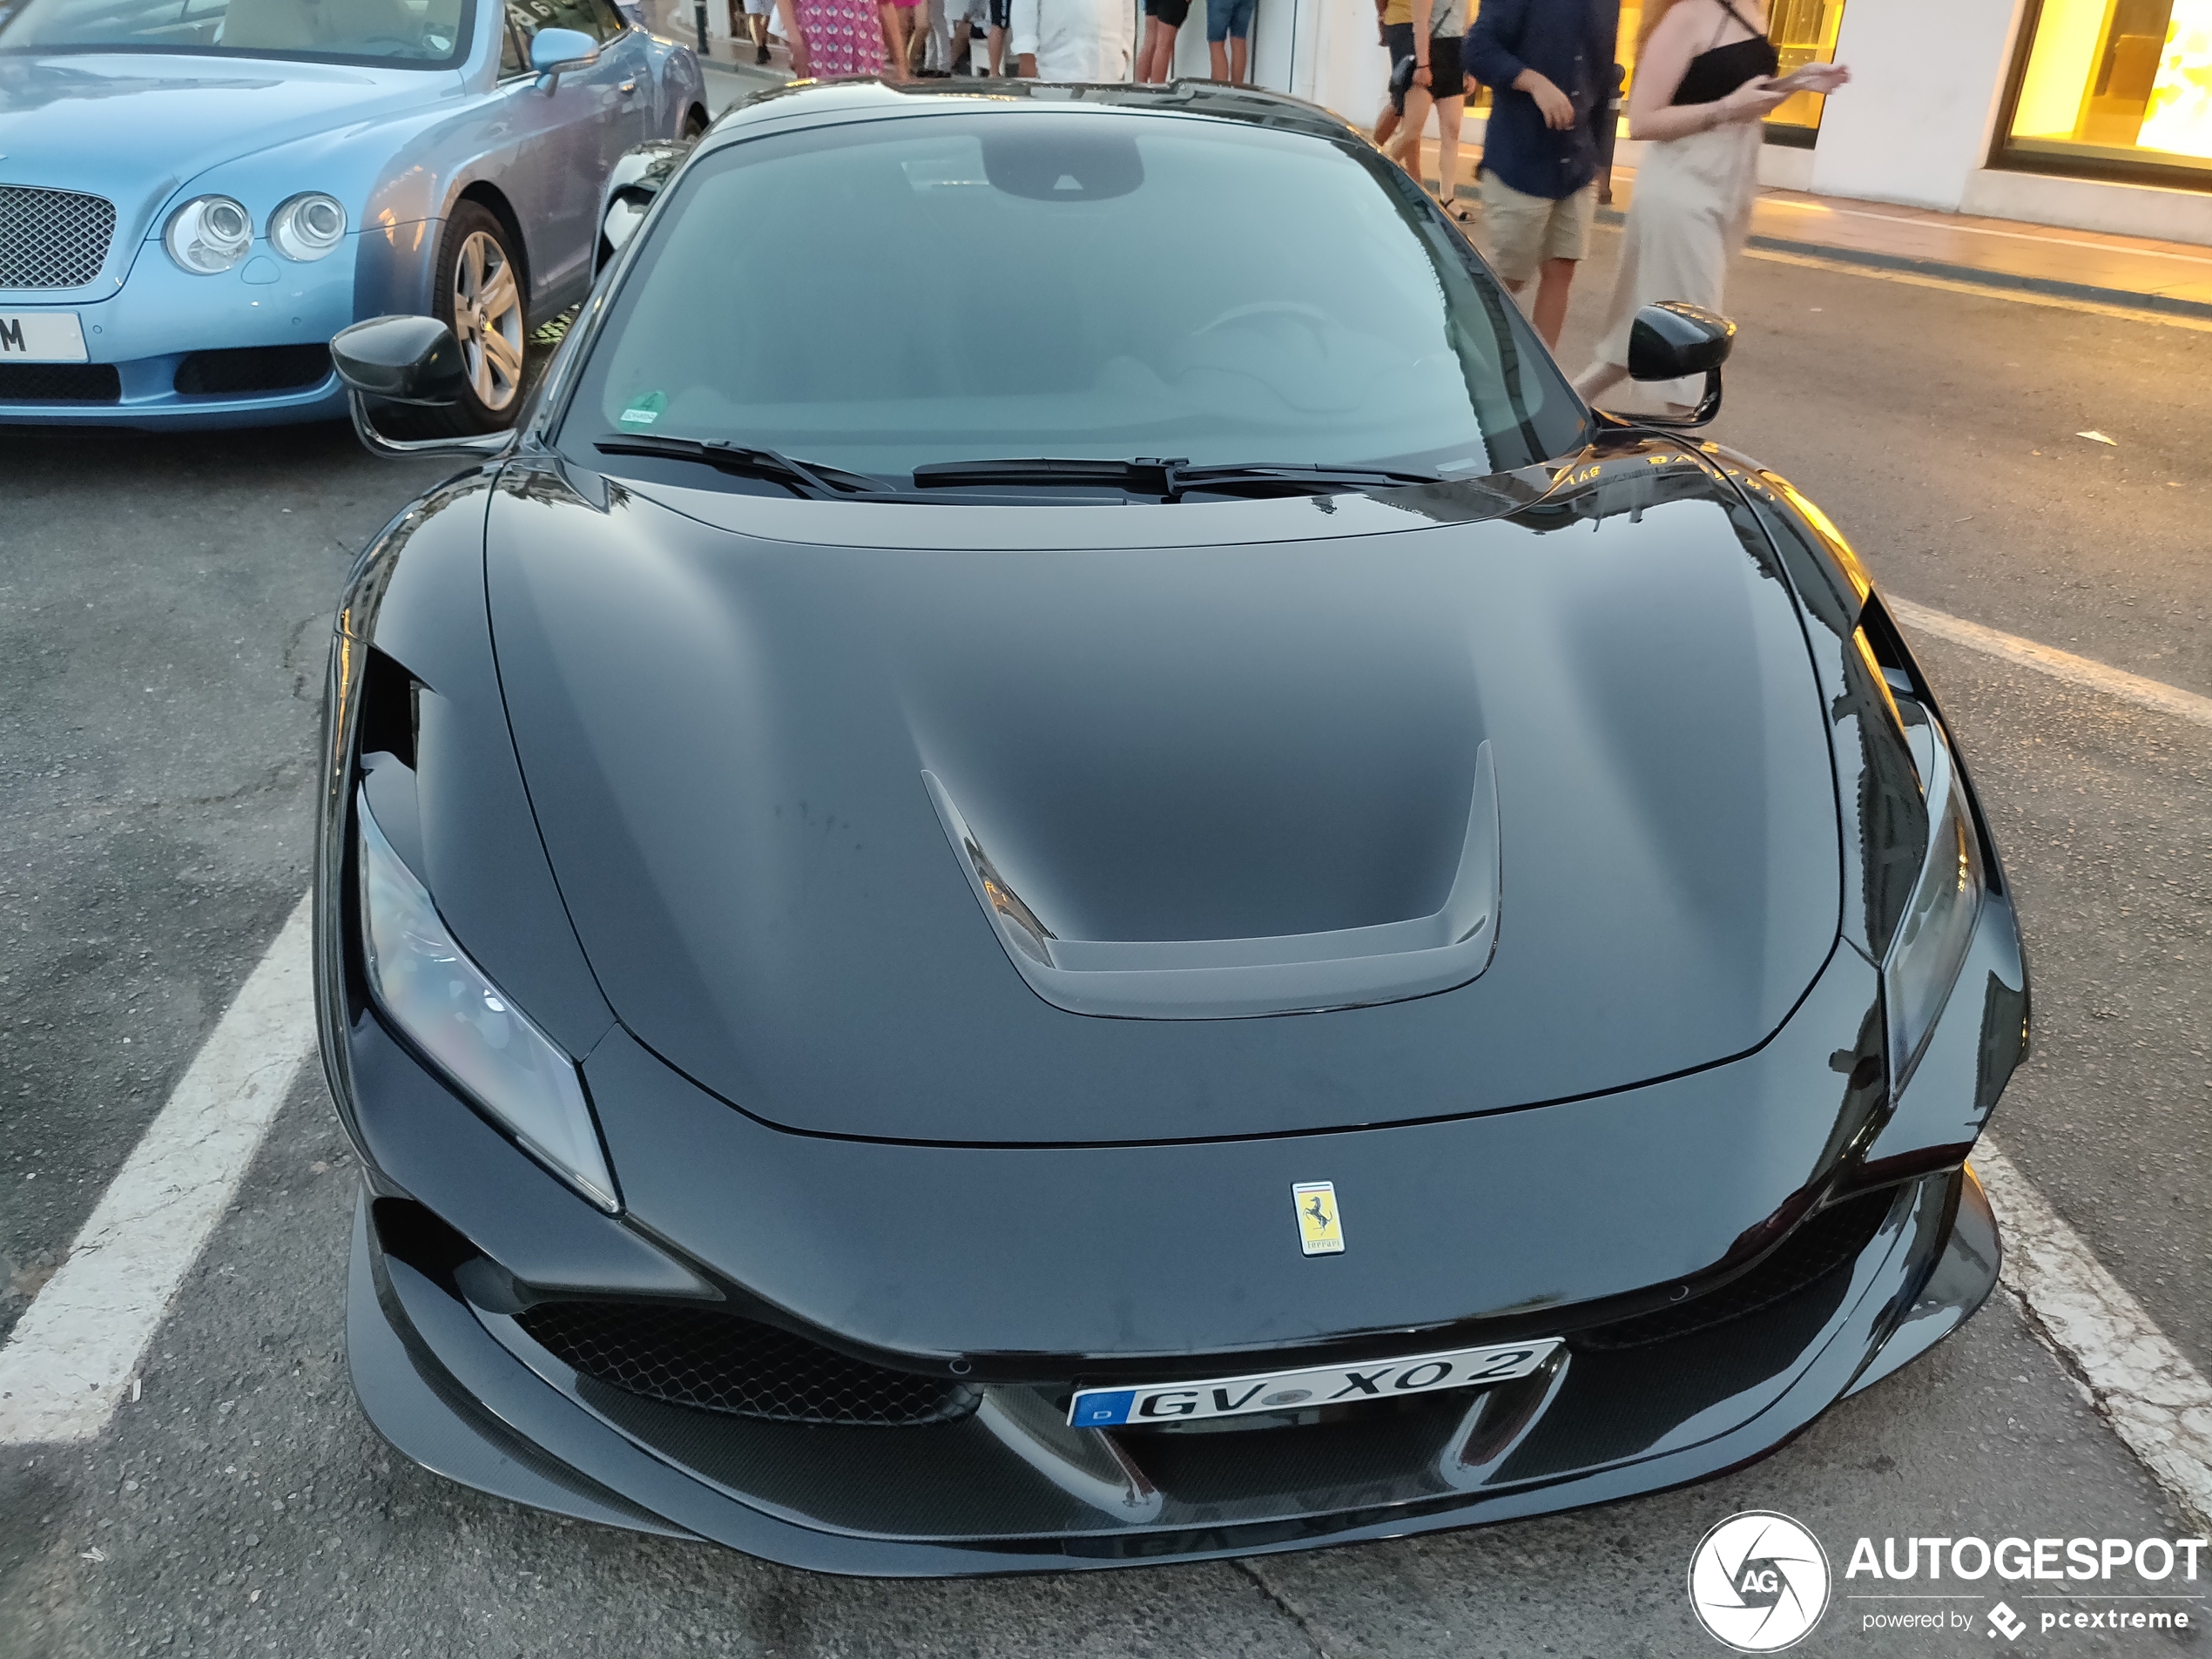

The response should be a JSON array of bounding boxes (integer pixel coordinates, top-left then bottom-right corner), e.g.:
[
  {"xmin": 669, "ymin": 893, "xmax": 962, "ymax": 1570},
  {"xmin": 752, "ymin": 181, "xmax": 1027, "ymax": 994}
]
[
  {"xmin": 530, "ymin": 27, "xmax": 600, "ymax": 89},
  {"xmin": 1622, "ymin": 301, "xmax": 1735, "ymax": 427},
  {"xmin": 596, "ymin": 139, "xmax": 693, "ymax": 273},
  {"xmin": 332, "ymin": 314, "xmax": 465, "ymax": 406},
  {"xmin": 329, "ymin": 315, "xmax": 516, "ymax": 462}
]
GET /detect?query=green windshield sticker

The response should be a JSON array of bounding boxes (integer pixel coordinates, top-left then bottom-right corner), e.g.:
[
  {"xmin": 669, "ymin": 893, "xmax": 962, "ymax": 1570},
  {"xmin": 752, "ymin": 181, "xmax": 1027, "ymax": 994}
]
[{"xmin": 618, "ymin": 391, "xmax": 668, "ymax": 427}]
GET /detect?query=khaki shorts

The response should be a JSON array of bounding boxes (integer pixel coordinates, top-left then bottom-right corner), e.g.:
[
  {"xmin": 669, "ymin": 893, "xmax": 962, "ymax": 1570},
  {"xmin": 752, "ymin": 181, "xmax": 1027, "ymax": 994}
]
[{"xmin": 1479, "ymin": 174, "xmax": 1597, "ymax": 284}]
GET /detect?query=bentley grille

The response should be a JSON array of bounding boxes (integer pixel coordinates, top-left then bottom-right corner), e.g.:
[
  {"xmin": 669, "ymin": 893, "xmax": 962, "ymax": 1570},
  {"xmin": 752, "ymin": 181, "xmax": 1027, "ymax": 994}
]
[{"xmin": 0, "ymin": 185, "xmax": 118, "ymax": 288}]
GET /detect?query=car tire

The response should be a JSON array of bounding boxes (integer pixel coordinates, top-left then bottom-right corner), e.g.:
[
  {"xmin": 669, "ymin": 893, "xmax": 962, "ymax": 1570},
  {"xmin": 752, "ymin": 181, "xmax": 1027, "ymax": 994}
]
[
  {"xmin": 427, "ymin": 201, "xmax": 529, "ymax": 435},
  {"xmin": 682, "ymin": 105, "xmax": 708, "ymax": 139}
]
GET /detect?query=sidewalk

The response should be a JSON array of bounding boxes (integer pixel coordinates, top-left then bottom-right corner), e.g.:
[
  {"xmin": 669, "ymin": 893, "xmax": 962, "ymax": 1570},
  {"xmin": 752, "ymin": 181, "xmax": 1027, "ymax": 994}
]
[
  {"xmin": 1401, "ymin": 140, "xmax": 2212, "ymax": 324},
  {"xmin": 1659, "ymin": 175, "xmax": 2212, "ymax": 324}
]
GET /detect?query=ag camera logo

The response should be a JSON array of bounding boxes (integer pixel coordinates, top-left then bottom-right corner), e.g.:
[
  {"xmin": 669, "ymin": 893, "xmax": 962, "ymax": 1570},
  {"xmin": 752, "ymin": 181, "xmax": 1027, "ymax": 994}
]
[{"xmin": 1689, "ymin": 1511, "xmax": 1832, "ymax": 1652}]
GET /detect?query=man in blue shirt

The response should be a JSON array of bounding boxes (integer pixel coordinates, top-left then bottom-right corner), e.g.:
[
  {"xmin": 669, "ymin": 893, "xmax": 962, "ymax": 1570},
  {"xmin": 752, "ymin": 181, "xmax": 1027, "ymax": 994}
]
[{"xmin": 1467, "ymin": 0, "xmax": 1619, "ymax": 347}]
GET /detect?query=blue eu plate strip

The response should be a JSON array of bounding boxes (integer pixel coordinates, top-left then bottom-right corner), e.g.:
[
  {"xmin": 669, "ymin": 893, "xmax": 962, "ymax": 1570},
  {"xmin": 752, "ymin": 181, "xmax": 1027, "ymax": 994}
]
[{"xmin": 1069, "ymin": 1390, "xmax": 1134, "ymax": 1427}]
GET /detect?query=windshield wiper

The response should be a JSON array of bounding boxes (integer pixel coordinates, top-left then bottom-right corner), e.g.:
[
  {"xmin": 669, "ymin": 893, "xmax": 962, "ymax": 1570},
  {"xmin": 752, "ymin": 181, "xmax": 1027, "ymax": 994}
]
[
  {"xmin": 594, "ymin": 434, "xmax": 887, "ymax": 498},
  {"xmin": 910, "ymin": 457, "xmax": 1443, "ymax": 499}
]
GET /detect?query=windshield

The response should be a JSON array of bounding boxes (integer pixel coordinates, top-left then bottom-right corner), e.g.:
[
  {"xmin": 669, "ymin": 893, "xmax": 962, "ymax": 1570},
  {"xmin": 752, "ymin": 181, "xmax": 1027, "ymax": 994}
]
[
  {"xmin": 0, "ymin": 0, "xmax": 471, "ymax": 65},
  {"xmin": 563, "ymin": 110, "xmax": 1587, "ymax": 486}
]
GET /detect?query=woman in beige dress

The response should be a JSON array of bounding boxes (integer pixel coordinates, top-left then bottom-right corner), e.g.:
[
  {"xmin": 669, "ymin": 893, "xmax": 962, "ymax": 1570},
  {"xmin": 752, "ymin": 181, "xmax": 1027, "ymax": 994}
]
[{"xmin": 1574, "ymin": 0, "xmax": 1847, "ymax": 413}]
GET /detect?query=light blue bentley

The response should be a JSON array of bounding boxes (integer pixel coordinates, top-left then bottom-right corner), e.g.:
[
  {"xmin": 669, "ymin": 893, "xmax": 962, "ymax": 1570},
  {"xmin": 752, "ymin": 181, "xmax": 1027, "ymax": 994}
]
[{"xmin": 0, "ymin": 0, "xmax": 705, "ymax": 428}]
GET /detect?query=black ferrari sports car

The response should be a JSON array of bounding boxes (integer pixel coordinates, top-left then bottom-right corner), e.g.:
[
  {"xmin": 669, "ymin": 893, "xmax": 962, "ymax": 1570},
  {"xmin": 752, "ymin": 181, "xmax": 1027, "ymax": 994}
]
[{"xmin": 316, "ymin": 78, "xmax": 2027, "ymax": 1573}]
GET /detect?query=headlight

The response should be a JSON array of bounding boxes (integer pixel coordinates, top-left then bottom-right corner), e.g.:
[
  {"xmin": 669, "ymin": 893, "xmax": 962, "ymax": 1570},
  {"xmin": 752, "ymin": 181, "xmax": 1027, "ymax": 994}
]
[
  {"xmin": 269, "ymin": 192, "xmax": 347, "ymax": 261},
  {"xmin": 1882, "ymin": 735, "xmax": 1985, "ymax": 1094},
  {"xmin": 357, "ymin": 790, "xmax": 619, "ymax": 1213},
  {"xmin": 165, "ymin": 195, "xmax": 253, "ymax": 274}
]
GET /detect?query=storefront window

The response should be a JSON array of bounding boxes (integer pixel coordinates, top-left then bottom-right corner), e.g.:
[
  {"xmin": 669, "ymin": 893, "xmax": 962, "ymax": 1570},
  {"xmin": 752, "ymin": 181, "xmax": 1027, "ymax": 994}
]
[
  {"xmin": 1998, "ymin": 0, "xmax": 2212, "ymax": 185},
  {"xmin": 1612, "ymin": 0, "xmax": 1844, "ymax": 145}
]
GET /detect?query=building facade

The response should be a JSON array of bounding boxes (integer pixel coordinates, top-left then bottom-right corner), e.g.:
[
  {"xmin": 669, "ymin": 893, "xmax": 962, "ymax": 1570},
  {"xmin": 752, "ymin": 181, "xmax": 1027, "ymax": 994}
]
[{"xmin": 1269, "ymin": 0, "xmax": 2212, "ymax": 245}]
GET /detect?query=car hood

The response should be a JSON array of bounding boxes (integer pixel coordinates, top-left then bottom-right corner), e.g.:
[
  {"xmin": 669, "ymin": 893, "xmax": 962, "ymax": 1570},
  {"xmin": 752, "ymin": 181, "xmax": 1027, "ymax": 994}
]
[
  {"xmin": 485, "ymin": 454, "xmax": 1841, "ymax": 1145},
  {"xmin": 0, "ymin": 53, "xmax": 455, "ymax": 253}
]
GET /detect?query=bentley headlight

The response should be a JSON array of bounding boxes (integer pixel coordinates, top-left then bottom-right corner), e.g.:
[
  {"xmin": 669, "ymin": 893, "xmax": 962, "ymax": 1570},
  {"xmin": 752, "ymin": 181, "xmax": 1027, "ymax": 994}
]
[
  {"xmin": 1882, "ymin": 737, "xmax": 1985, "ymax": 1094},
  {"xmin": 357, "ymin": 791, "xmax": 619, "ymax": 1213},
  {"xmin": 269, "ymin": 192, "xmax": 347, "ymax": 261},
  {"xmin": 165, "ymin": 196, "xmax": 253, "ymax": 274}
]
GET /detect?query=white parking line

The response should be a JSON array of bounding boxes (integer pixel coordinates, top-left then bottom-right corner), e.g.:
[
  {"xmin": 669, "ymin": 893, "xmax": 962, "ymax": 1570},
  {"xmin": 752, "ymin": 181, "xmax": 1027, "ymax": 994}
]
[
  {"xmin": 1888, "ymin": 597, "xmax": 2212, "ymax": 730},
  {"xmin": 1976, "ymin": 1139, "xmax": 2212, "ymax": 1534},
  {"xmin": 0, "ymin": 896, "xmax": 314, "ymax": 1445}
]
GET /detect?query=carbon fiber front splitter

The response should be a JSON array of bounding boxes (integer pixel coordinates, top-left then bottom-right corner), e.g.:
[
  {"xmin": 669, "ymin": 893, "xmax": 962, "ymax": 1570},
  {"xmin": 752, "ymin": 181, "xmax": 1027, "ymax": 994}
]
[{"xmin": 343, "ymin": 1167, "xmax": 2000, "ymax": 1576}]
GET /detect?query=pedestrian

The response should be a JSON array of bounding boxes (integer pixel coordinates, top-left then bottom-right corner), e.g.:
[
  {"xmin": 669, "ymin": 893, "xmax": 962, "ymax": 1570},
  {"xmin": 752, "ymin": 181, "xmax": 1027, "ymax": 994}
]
[
  {"xmin": 941, "ymin": 0, "xmax": 988, "ymax": 72},
  {"xmin": 1387, "ymin": 0, "xmax": 1467, "ymax": 219},
  {"xmin": 1573, "ymin": 0, "xmax": 1847, "ymax": 409},
  {"xmin": 1464, "ymin": 0, "xmax": 1619, "ymax": 347},
  {"xmin": 1009, "ymin": 0, "xmax": 1131, "ymax": 79},
  {"xmin": 1372, "ymin": 0, "xmax": 1413, "ymax": 148},
  {"xmin": 781, "ymin": 0, "xmax": 883, "ymax": 78},
  {"xmin": 877, "ymin": 0, "xmax": 921, "ymax": 79},
  {"xmin": 1204, "ymin": 0, "xmax": 1252, "ymax": 83},
  {"xmin": 729, "ymin": 0, "xmax": 772, "ymax": 64},
  {"xmin": 986, "ymin": 0, "xmax": 1011, "ymax": 71},
  {"xmin": 1136, "ymin": 0, "xmax": 1188, "ymax": 82}
]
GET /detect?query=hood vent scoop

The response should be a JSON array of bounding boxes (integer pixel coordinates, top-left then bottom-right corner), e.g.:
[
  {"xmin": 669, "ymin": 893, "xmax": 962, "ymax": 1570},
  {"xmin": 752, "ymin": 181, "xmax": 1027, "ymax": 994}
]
[{"xmin": 923, "ymin": 743, "xmax": 1500, "ymax": 1020}]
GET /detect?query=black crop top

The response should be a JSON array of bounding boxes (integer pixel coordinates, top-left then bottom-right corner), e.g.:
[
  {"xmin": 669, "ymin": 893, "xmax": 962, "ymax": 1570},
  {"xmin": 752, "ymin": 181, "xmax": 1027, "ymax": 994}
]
[{"xmin": 1672, "ymin": 4, "xmax": 1781, "ymax": 105}]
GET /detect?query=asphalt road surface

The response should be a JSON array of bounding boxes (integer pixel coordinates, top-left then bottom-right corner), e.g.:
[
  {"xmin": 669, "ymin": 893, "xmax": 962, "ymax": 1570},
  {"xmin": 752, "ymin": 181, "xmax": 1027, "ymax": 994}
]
[{"xmin": 3, "ymin": 214, "xmax": 2209, "ymax": 1657}]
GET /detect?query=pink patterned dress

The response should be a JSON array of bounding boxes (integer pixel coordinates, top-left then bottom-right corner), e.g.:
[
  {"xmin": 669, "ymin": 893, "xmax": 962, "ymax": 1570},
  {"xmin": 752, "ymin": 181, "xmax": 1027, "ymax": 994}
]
[{"xmin": 791, "ymin": 0, "xmax": 884, "ymax": 76}]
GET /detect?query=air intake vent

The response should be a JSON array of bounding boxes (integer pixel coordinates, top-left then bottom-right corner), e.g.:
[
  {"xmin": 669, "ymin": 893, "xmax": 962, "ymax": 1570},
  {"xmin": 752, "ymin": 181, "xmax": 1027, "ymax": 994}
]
[
  {"xmin": 0, "ymin": 185, "xmax": 118, "ymax": 288},
  {"xmin": 174, "ymin": 344, "xmax": 333, "ymax": 396},
  {"xmin": 1572, "ymin": 1190, "xmax": 1894, "ymax": 1351},
  {"xmin": 0, "ymin": 361, "xmax": 121, "ymax": 402},
  {"xmin": 515, "ymin": 1300, "xmax": 983, "ymax": 1426}
]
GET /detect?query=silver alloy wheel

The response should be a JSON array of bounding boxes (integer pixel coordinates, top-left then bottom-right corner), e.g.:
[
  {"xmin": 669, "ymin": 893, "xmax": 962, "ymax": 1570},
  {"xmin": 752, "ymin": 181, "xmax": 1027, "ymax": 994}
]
[{"xmin": 452, "ymin": 229, "xmax": 524, "ymax": 412}]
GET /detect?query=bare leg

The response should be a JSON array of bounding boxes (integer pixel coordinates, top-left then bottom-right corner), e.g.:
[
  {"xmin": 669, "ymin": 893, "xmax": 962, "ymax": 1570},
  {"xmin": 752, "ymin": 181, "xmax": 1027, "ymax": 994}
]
[
  {"xmin": 878, "ymin": 1, "xmax": 909, "ymax": 78},
  {"xmin": 1573, "ymin": 361, "xmax": 1630, "ymax": 401},
  {"xmin": 1433, "ymin": 93, "xmax": 1463, "ymax": 209},
  {"xmin": 1230, "ymin": 34, "xmax": 1245, "ymax": 83},
  {"xmin": 988, "ymin": 21, "xmax": 1004, "ymax": 71},
  {"xmin": 1530, "ymin": 255, "xmax": 1575, "ymax": 347},
  {"xmin": 748, "ymin": 10, "xmax": 768, "ymax": 57},
  {"xmin": 1391, "ymin": 85, "xmax": 1434, "ymax": 184},
  {"xmin": 951, "ymin": 15, "xmax": 971, "ymax": 69},
  {"xmin": 1209, "ymin": 37, "xmax": 1227, "ymax": 79},
  {"xmin": 1374, "ymin": 100, "xmax": 1400, "ymax": 147}
]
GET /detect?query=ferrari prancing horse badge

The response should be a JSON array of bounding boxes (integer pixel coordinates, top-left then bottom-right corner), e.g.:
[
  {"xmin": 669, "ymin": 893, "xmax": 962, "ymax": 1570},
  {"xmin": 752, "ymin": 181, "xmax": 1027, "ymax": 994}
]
[{"xmin": 1293, "ymin": 1181, "xmax": 1345, "ymax": 1255}]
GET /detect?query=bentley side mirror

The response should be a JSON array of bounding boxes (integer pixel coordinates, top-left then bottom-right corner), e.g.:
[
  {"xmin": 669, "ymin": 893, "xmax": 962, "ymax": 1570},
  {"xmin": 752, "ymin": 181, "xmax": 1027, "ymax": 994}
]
[
  {"xmin": 1623, "ymin": 301, "xmax": 1736, "ymax": 428},
  {"xmin": 530, "ymin": 27, "xmax": 600, "ymax": 90},
  {"xmin": 330, "ymin": 315, "xmax": 516, "ymax": 461},
  {"xmin": 596, "ymin": 139, "xmax": 692, "ymax": 274}
]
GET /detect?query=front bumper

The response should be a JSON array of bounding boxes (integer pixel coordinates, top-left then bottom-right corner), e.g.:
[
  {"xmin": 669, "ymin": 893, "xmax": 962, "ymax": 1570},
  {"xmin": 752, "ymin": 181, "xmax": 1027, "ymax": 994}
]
[
  {"xmin": 0, "ymin": 233, "xmax": 364, "ymax": 428},
  {"xmin": 346, "ymin": 1160, "xmax": 1997, "ymax": 1575}
]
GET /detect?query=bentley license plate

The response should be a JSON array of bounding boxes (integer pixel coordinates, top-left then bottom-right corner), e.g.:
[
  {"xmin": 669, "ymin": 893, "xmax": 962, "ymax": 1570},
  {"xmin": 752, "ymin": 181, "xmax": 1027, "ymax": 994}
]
[
  {"xmin": 0, "ymin": 312, "xmax": 89, "ymax": 362},
  {"xmin": 1069, "ymin": 1338, "xmax": 1558, "ymax": 1428}
]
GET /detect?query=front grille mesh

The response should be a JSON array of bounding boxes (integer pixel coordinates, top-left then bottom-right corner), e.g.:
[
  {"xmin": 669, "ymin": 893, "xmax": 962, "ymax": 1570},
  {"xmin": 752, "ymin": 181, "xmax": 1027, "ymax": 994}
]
[
  {"xmin": 0, "ymin": 185, "xmax": 118, "ymax": 289},
  {"xmin": 516, "ymin": 1300, "xmax": 983, "ymax": 1426},
  {"xmin": 1572, "ymin": 1190, "xmax": 1895, "ymax": 1351}
]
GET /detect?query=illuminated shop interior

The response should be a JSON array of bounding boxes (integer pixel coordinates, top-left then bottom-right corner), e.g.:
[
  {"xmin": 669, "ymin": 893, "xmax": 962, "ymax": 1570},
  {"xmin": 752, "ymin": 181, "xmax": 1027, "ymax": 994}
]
[{"xmin": 2001, "ymin": 0, "xmax": 2212, "ymax": 182}]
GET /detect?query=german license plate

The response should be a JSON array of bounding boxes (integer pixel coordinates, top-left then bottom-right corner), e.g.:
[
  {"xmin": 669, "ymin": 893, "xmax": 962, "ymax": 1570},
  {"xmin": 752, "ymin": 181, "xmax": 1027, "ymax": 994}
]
[
  {"xmin": 1068, "ymin": 1338, "xmax": 1558, "ymax": 1428},
  {"xmin": 0, "ymin": 312, "xmax": 89, "ymax": 362}
]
